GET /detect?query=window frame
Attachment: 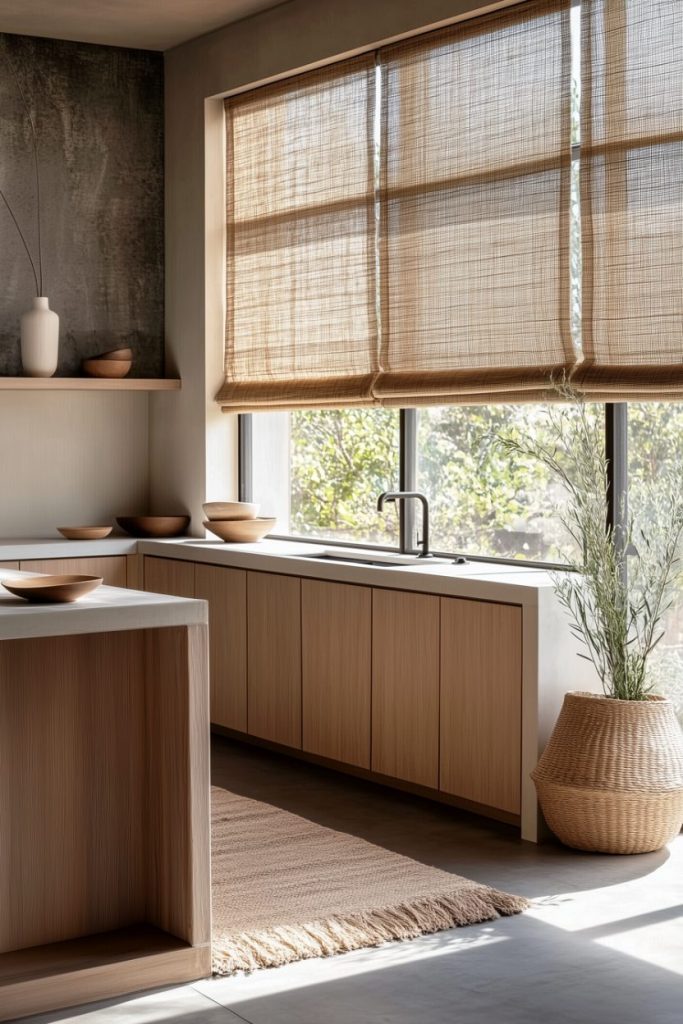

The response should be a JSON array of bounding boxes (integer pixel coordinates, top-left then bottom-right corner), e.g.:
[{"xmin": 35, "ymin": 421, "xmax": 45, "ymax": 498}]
[{"xmin": 237, "ymin": 402, "xmax": 628, "ymax": 570}]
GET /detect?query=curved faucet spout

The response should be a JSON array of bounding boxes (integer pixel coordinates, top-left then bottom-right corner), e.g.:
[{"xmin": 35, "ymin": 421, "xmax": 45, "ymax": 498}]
[{"xmin": 376, "ymin": 491, "xmax": 432, "ymax": 558}]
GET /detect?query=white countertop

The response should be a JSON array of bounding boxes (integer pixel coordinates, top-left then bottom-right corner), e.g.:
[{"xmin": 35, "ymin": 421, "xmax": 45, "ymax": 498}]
[
  {"xmin": 0, "ymin": 568, "xmax": 206, "ymax": 642},
  {"xmin": 0, "ymin": 537, "xmax": 138, "ymax": 561},
  {"xmin": 138, "ymin": 537, "xmax": 557, "ymax": 605},
  {"xmin": 0, "ymin": 535, "xmax": 559, "ymax": 606}
]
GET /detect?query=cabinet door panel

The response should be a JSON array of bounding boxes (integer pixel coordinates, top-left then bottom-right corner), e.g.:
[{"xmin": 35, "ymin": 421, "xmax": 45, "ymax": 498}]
[
  {"xmin": 372, "ymin": 589, "xmax": 439, "ymax": 788},
  {"xmin": 247, "ymin": 572, "xmax": 301, "ymax": 748},
  {"xmin": 302, "ymin": 579, "xmax": 371, "ymax": 768},
  {"xmin": 195, "ymin": 564, "xmax": 247, "ymax": 732},
  {"xmin": 0, "ymin": 562, "xmax": 19, "ymax": 569},
  {"xmin": 21, "ymin": 556, "xmax": 127, "ymax": 588},
  {"xmin": 143, "ymin": 556, "xmax": 195, "ymax": 598},
  {"xmin": 440, "ymin": 598, "xmax": 522, "ymax": 814}
]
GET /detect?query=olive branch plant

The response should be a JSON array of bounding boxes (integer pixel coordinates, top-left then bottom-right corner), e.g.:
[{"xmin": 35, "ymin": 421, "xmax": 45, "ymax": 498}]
[{"xmin": 495, "ymin": 382, "xmax": 683, "ymax": 701}]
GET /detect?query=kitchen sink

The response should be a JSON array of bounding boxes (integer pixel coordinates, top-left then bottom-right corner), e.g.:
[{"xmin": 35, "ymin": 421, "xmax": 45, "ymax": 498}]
[{"xmin": 299, "ymin": 547, "xmax": 453, "ymax": 567}]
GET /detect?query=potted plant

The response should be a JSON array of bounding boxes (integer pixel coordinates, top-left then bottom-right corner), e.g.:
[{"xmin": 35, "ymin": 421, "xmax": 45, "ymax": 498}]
[{"xmin": 496, "ymin": 385, "xmax": 683, "ymax": 854}]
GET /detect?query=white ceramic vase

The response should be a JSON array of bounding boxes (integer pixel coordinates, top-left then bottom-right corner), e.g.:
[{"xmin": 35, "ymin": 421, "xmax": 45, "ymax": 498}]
[{"xmin": 21, "ymin": 296, "xmax": 59, "ymax": 378}]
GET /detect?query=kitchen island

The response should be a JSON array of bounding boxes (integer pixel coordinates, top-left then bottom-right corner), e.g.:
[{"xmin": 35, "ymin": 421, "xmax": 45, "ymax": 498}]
[{"xmin": 0, "ymin": 569, "xmax": 211, "ymax": 1021}]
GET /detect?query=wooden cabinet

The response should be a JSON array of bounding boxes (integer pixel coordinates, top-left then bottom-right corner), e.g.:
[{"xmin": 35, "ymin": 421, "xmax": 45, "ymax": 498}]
[
  {"xmin": 247, "ymin": 571, "xmax": 301, "ymax": 748},
  {"xmin": 195, "ymin": 564, "xmax": 247, "ymax": 732},
  {"xmin": 440, "ymin": 597, "xmax": 522, "ymax": 814},
  {"xmin": 0, "ymin": 562, "xmax": 19, "ymax": 570},
  {"xmin": 21, "ymin": 556, "xmax": 127, "ymax": 588},
  {"xmin": 143, "ymin": 556, "xmax": 195, "ymax": 598},
  {"xmin": 302, "ymin": 579, "xmax": 371, "ymax": 768},
  {"xmin": 371, "ymin": 589, "xmax": 440, "ymax": 788}
]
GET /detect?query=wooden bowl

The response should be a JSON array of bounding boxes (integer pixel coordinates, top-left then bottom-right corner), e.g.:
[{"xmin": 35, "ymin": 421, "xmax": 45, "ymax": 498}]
[
  {"xmin": 83, "ymin": 358, "xmax": 132, "ymax": 379},
  {"xmin": 204, "ymin": 518, "xmax": 276, "ymax": 543},
  {"xmin": 117, "ymin": 515, "xmax": 190, "ymax": 538},
  {"xmin": 2, "ymin": 574, "xmax": 103, "ymax": 603},
  {"xmin": 58, "ymin": 526, "xmax": 113, "ymax": 540},
  {"xmin": 97, "ymin": 347, "xmax": 133, "ymax": 361},
  {"xmin": 202, "ymin": 501, "xmax": 260, "ymax": 522}
]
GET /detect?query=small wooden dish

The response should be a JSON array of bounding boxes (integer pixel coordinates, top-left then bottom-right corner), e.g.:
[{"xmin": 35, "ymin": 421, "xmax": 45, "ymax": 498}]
[
  {"xmin": 204, "ymin": 517, "xmax": 276, "ymax": 543},
  {"xmin": 117, "ymin": 515, "xmax": 190, "ymax": 538},
  {"xmin": 82, "ymin": 358, "xmax": 132, "ymax": 379},
  {"xmin": 58, "ymin": 526, "xmax": 113, "ymax": 540},
  {"xmin": 2, "ymin": 574, "xmax": 103, "ymax": 604},
  {"xmin": 98, "ymin": 347, "xmax": 133, "ymax": 361},
  {"xmin": 202, "ymin": 501, "xmax": 260, "ymax": 522}
]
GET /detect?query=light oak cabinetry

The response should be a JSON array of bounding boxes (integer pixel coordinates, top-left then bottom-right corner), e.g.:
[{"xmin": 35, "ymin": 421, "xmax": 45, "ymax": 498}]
[
  {"xmin": 20, "ymin": 556, "xmax": 127, "ymax": 588},
  {"xmin": 143, "ymin": 556, "xmax": 195, "ymax": 598},
  {"xmin": 440, "ymin": 598, "xmax": 522, "ymax": 814},
  {"xmin": 371, "ymin": 589, "xmax": 440, "ymax": 788},
  {"xmin": 195, "ymin": 564, "xmax": 247, "ymax": 732},
  {"xmin": 301, "ymin": 579, "xmax": 371, "ymax": 768},
  {"xmin": 0, "ymin": 563, "xmax": 19, "ymax": 570},
  {"xmin": 247, "ymin": 571, "xmax": 302, "ymax": 748},
  {"xmin": 137, "ymin": 555, "xmax": 532, "ymax": 831}
]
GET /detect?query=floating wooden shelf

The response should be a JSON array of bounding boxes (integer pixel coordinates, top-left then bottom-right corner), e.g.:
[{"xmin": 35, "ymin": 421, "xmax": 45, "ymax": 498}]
[{"xmin": 0, "ymin": 377, "xmax": 181, "ymax": 391}]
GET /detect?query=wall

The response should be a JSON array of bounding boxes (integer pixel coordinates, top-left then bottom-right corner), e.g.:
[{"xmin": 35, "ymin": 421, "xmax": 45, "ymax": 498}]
[
  {"xmin": 0, "ymin": 34, "xmax": 164, "ymax": 536},
  {"xmin": 156, "ymin": 0, "xmax": 511, "ymax": 531}
]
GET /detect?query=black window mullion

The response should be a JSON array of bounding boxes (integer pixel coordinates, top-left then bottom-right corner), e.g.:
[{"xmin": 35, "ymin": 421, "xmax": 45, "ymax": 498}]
[
  {"xmin": 238, "ymin": 413, "xmax": 254, "ymax": 502},
  {"xmin": 399, "ymin": 408, "xmax": 418, "ymax": 554},
  {"xmin": 605, "ymin": 402, "xmax": 628, "ymax": 566}
]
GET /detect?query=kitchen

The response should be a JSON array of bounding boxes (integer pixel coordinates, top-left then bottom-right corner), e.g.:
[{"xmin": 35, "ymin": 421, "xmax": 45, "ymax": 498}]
[{"xmin": 0, "ymin": 1, "xmax": 681, "ymax": 1022}]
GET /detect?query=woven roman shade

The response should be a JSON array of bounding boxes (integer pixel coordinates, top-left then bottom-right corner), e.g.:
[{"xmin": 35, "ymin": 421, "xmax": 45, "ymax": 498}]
[
  {"xmin": 575, "ymin": 0, "xmax": 683, "ymax": 399},
  {"xmin": 217, "ymin": 56, "xmax": 378, "ymax": 412},
  {"xmin": 374, "ymin": 0, "xmax": 574, "ymax": 406}
]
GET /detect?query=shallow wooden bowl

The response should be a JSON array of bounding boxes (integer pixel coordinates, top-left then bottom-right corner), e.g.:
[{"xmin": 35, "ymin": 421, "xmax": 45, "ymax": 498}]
[
  {"xmin": 97, "ymin": 347, "xmax": 133, "ymax": 361},
  {"xmin": 58, "ymin": 525, "xmax": 113, "ymax": 540},
  {"xmin": 117, "ymin": 515, "xmax": 190, "ymax": 538},
  {"xmin": 202, "ymin": 501, "xmax": 260, "ymax": 522},
  {"xmin": 2, "ymin": 574, "xmax": 103, "ymax": 604},
  {"xmin": 204, "ymin": 517, "xmax": 276, "ymax": 543},
  {"xmin": 82, "ymin": 358, "xmax": 132, "ymax": 379}
]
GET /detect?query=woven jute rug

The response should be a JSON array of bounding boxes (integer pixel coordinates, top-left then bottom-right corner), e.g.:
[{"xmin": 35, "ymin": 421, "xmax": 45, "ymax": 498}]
[{"xmin": 211, "ymin": 786, "xmax": 528, "ymax": 975}]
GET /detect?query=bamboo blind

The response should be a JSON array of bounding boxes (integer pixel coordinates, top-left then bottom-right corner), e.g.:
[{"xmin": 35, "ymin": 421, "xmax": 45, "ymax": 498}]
[
  {"xmin": 219, "ymin": 0, "xmax": 682, "ymax": 411},
  {"xmin": 575, "ymin": 0, "xmax": 683, "ymax": 398},
  {"xmin": 376, "ymin": 0, "xmax": 574, "ymax": 406},
  {"xmin": 217, "ymin": 56, "xmax": 378, "ymax": 412}
]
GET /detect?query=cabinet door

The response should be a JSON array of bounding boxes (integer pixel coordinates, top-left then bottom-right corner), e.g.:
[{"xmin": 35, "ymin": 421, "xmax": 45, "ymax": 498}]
[
  {"xmin": 372, "ymin": 589, "xmax": 439, "ymax": 788},
  {"xmin": 440, "ymin": 598, "xmax": 522, "ymax": 814},
  {"xmin": 247, "ymin": 571, "xmax": 301, "ymax": 748},
  {"xmin": 143, "ymin": 556, "xmax": 195, "ymax": 597},
  {"xmin": 21, "ymin": 556, "xmax": 127, "ymax": 588},
  {"xmin": 302, "ymin": 579, "xmax": 371, "ymax": 768},
  {"xmin": 0, "ymin": 562, "xmax": 19, "ymax": 569},
  {"xmin": 195, "ymin": 564, "xmax": 247, "ymax": 732}
]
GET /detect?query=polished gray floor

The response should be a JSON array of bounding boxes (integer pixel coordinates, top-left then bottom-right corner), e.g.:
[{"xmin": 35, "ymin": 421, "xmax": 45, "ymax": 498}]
[{"xmin": 20, "ymin": 736, "xmax": 683, "ymax": 1024}]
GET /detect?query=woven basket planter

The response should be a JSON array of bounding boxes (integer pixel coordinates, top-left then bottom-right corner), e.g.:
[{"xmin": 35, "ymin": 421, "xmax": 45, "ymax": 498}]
[{"xmin": 532, "ymin": 691, "xmax": 683, "ymax": 854}]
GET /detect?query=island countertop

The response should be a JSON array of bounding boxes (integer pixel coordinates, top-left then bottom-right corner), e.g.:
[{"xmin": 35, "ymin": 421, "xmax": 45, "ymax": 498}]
[{"xmin": 0, "ymin": 568, "xmax": 207, "ymax": 642}]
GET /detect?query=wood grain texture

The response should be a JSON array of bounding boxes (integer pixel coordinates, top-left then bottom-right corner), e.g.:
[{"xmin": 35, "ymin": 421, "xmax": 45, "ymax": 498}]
[
  {"xmin": 144, "ymin": 625, "xmax": 211, "ymax": 947},
  {"xmin": 20, "ymin": 555, "xmax": 127, "ymax": 587},
  {"xmin": 126, "ymin": 553, "xmax": 143, "ymax": 590},
  {"xmin": 143, "ymin": 556, "xmax": 195, "ymax": 597},
  {"xmin": 0, "ymin": 927, "xmax": 209, "ymax": 1022},
  {"xmin": 0, "ymin": 631, "xmax": 146, "ymax": 953},
  {"xmin": 195, "ymin": 564, "xmax": 247, "ymax": 731},
  {"xmin": 302, "ymin": 579, "xmax": 371, "ymax": 768},
  {"xmin": 440, "ymin": 598, "xmax": 522, "ymax": 814},
  {"xmin": 0, "ymin": 563, "xmax": 19, "ymax": 570},
  {"xmin": 247, "ymin": 571, "xmax": 302, "ymax": 748},
  {"xmin": 371, "ymin": 589, "xmax": 440, "ymax": 788}
]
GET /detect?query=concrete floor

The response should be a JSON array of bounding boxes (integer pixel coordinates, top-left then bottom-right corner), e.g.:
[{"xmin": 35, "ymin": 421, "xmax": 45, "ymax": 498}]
[{"xmin": 19, "ymin": 736, "xmax": 683, "ymax": 1024}]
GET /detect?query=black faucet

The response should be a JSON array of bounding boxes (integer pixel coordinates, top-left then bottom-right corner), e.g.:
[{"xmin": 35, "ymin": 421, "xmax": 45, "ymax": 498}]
[{"xmin": 377, "ymin": 491, "xmax": 432, "ymax": 558}]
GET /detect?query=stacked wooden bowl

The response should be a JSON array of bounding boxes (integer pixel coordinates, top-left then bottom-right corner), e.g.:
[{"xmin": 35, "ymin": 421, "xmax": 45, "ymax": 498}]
[
  {"xmin": 203, "ymin": 501, "xmax": 276, "ymax": 543},
  {"xmin": 82, "ymin": 347, "xmax": 133, "ymax": 379}
]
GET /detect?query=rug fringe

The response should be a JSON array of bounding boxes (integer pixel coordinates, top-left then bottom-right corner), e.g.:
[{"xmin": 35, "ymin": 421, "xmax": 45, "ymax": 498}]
[{"xmin": 212, "ymin": 886, "xmax": 529, "ymax": 975}]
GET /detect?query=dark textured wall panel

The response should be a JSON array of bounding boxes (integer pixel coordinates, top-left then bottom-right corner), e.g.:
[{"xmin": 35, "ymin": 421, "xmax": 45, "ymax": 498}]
[{"xmin": 0, "ymin": 34, "xmax": 163, "ymax": 376}]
